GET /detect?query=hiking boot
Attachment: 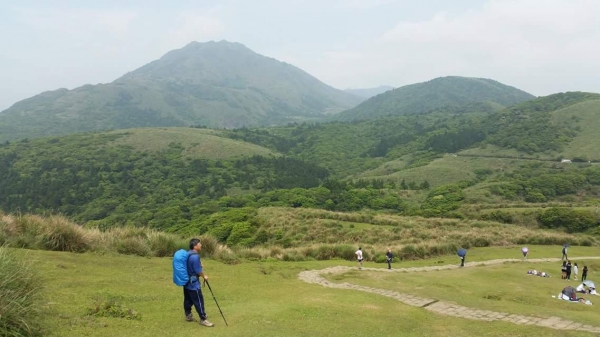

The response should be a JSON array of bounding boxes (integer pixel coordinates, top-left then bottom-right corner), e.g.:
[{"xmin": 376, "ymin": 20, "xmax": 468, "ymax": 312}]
[
  {"xmin": 185, "ymin": 314, "xmax": 195, "ymax": 322},
  {"xmin": 200, "ymin": 319, "xmax": 214, "ymax": 327}
]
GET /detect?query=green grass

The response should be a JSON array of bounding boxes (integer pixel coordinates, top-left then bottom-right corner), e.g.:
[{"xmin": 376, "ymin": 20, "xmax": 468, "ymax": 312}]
[
  {"xmin": 458, "ymin": 144, "xmax": 555, "ymax": 160},
  {"xmin": 555, "ymin": 99, "xmax": 600, "ymax": 161},
  {"xmin": 360, "ymin": 154, "xmax": 525, "ymax": 187},
  {"xmin": 108, "ymin": 128, "xmax": 277, "ymax": 159},
  {"xmin": 328, "ymin": 259, "xmax": 600, "ymax": 327},
  {"xmin": 16, "ymin": 246, "xmax": 600, "ymax": 336}
]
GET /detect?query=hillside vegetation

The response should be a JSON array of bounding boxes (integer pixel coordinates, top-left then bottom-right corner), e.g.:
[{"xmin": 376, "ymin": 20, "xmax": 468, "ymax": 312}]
[
  {"xmin": 336, "ymin": 76, "xmax": 535, "ymax": 121},
  {"xmin": 1, "ymin": 93, "xmax": 600, "ymax": 241},
  {"xmin": 0, "ymin": 40, "xmax": 360, "ymax": 142}
]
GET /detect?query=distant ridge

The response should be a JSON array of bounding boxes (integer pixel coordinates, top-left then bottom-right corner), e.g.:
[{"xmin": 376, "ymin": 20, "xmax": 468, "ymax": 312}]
[
  {"xmin": 344, "ymin": 85, "xmax": 394, "ymax": 99},
  {"xmin": 336, "ymin": 76, "xmax": 535, "ymax": 121},
  {"xmin": 0, "ymin": 40, "xmax": 361, "ymax": 142}
]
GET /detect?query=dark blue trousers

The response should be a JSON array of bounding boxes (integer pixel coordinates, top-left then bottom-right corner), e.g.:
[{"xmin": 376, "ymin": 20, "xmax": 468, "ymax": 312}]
[{"xmin": 184, "ymin": 287, "xmax": 207, "ymax": 320}]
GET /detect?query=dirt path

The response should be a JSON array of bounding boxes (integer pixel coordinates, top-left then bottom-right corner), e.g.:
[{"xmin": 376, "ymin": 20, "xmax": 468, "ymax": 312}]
[{"xmin": 298, "ymin": 257, "xmax": 600, "ymax": 334}]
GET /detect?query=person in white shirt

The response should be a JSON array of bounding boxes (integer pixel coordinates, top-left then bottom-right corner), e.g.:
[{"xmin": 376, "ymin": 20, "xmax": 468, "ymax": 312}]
[
  {"xmin": 355, "ymin": 247, "xmax": 363, "ymax": 270},
  {"xmin": 573, "ymin": 263, "xmax": 579, "ymax": 281}
]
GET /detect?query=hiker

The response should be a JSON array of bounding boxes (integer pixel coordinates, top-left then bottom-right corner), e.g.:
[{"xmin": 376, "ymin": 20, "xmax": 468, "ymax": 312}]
[
  {"xmin": 562, "ymin": 245, "xmax": 568, "ymax": 260},
  {"xmin": 183, "ymin": 239, "xmax": 214, "ymax": 327},
  {"xmin": 561, "ymin": 261, "xmax": 567, "ymax": 279},
  {"xmin": 457, "ymin": 248, "xmax": 467, "ymax": 267},
  {"xmin": 582, "ymin": 266, "xmax": 588, "ymax": 281},
  {"xmin": 566, "ymin": 260, "xmax": 572, "ymax": 280},
  {"xmin": 573, "ymin": 263, "xmax": 579, "ymax": 281},
  {"xmin": 386, "ymin": 249, "xmax": 393, "ymax": 270},
  {"xmin": 355, "ymin": 247, "xmax": 364, "ymax": 270},
  {"xmin": 521, "ymin": 247, "xmax": 528, "ymax": 260}
]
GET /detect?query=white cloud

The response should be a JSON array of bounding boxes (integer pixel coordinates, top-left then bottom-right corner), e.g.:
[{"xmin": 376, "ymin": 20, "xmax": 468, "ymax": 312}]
[
  {"xmin": 14, "ymin": 7, "xmax": 137, "ymax": 36},
  {"xmin": 310, "ymin": 0, "xmax": 600, "ymax": 94}
]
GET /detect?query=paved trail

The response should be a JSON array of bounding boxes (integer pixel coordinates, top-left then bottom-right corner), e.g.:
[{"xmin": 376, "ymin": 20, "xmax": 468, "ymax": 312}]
[{"xmin": 298, "ymin": 257, "xmax": 600, "ymax": 334}]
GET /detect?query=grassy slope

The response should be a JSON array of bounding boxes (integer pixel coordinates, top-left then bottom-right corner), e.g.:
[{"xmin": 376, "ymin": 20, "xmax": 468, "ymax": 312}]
[
  {"xmin": 25, "ymin": 246, "xmax": 600, "ymax": 337},
  {"xmin": 357, "ymin": 154, "xmax": 525, "ymax": 187},
  {"xmin": 108, "ymin": 128, "xmax": 276, "ymax": 159},
  {"xmin": 555, "ymin": 99, "xmax": 600, "ymax": 161}
]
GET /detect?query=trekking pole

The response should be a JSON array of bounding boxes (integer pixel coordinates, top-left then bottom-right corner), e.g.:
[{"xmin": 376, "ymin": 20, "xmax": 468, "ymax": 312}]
[{"xmin": 204, "ymin": 279, "xmax": 228, "ymax": 326}]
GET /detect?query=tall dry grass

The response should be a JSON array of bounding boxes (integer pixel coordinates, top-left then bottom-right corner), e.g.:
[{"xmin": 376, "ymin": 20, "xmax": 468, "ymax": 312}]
[
  {"xmin": 0, "ymin": 213, "xmax": 229, "ymax": 258},
  {"xmin": 0, "ymin": 246, "xmax": 44, "ymax": 336}
]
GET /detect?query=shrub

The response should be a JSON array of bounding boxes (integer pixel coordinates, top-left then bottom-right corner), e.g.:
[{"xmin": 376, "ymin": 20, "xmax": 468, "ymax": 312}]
[
  {"xmin": 0, "ymin": 247, "xmax": 45, "ymax": 336},
  {"xmin": 538, "ymin": 208, "xmax": 598, "ymax": 233},
  {"xmin": 147, "ymin": 232, "xmax": 183, "ymax": 257},
  {"xmin": 199, "ymin": 235, "xmax": 219, "ymax": 258},
  {"xmin": 115, "ymin": 237, "xmax": 151, "ymax": 257},
  {"xmin": 333, "ymin": 245, "xmax": 356, "ymax": 261},
  {"xmin": 40, "ymin": 217, "xmax": 91, "ymax": 252},
  {"xmin": 86, "ymin": 299, "xmax": 141, "ymax": 320},
  {"xmin": 213, "ymin": 249, "xmax": 240, "ymax": 265}
]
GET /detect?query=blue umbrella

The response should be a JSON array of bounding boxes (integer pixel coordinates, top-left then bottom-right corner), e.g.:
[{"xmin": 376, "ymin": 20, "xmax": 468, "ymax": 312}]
[
  {"xmin": 457, "ymin": 248, "xmax": 467, "ymax": 257},
  {"xmin": 563, "ymin": 244, "xmax": 570, "ymax": 248}
]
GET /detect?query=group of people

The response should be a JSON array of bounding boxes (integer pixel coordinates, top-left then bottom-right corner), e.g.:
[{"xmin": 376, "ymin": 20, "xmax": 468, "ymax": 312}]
[
  {"xmin": 354, "ymin": 247, "xmax": 394, "ymax": 270},
  {"xmin": 561, "ymin": 261, "xmax": 589, "ymax": 281}
]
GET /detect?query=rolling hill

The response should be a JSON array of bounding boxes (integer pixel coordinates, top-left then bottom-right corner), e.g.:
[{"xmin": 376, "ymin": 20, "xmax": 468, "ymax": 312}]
[
  {"xmin": 0, "ymin": 40, "xmax": 361, "ymax": 142},
  {"xmin": 335, "ymin": 76, "xmax": 535, "ymax": 121}
]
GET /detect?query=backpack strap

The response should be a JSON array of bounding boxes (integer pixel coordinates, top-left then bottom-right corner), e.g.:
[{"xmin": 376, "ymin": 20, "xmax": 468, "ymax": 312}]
[{"xmin": 186, "ymin": 252, "xmax": 199, "ymax": 283}]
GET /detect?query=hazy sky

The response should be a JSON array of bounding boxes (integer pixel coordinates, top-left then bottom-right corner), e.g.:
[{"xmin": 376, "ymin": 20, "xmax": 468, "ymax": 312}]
[{"xmin": 1, "ymin": 0, "xmax": 600, "ymax": 110}]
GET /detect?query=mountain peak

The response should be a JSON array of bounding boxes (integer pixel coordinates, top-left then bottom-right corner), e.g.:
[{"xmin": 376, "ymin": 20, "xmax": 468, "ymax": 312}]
[
  {"xmin": 336, "ymin": 76, "xmax": 535, "ymax": 121},
  {"xmin": 0, "ymin": 41, "xmax": 361, "ymax": 141}
]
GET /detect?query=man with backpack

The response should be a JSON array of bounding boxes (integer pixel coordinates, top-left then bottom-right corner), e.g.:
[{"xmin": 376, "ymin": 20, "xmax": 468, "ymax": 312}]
[{"xmin": 173, "ymin": 238, "xmax": 214, "ymax": 327}]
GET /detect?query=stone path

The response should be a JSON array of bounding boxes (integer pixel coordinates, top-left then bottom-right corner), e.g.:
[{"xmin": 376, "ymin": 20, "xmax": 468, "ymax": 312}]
[{"xmin": 298, "ymin": 257, "xmax": 600, "ymax": 334}]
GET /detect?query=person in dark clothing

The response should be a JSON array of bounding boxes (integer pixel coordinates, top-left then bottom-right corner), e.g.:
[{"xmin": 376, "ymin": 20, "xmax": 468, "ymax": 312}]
[
  {"xmin": 561, "ymin": 261, "xmax": 567, "ymax": 279},
  {"xmin": 562, "ymin": 245, "xmax": 568, "ymax": 261},
  {"xmin": 184, "ymin": 238, "xmax": 214, "ymax": 327},
  {"xmin": 582, "ymin": 266, "xmax": 588, "ymax": 281},
  {"xmin": 566, "ymin": 260, "xmax": 572, "ymax": 280},
  {"xmin": 458, "ymin": 249, "xmax": 467, "ymax": 267},
  {"xmin": 386, "ymin": 249, "xmax": 393, "ymax": 270}
]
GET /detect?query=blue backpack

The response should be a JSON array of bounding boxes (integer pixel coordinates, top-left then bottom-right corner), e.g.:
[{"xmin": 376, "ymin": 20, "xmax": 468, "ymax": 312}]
[{"xmin": 173, "ymin": 249, "xmax": 192, "ymax": 286}]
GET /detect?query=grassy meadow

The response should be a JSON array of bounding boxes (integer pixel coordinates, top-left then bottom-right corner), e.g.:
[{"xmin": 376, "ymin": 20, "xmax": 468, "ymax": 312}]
[
  {"xmin": 108, "ymin": 128, "xmax": 277, "ymax": 159},
  {"xmin": 13, "ymin": 245, "xmax": 599, "ymax": 337}
]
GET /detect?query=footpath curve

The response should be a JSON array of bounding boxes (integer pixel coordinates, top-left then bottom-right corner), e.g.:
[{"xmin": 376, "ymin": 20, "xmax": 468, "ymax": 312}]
[{"xmin": 298, "ymin": 257, "xmax": 600, "ymax": 334}]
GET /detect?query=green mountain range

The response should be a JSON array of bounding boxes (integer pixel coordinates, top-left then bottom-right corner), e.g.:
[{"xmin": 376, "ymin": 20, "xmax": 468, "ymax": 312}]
[
  {"xmin": 336, "ymin": 76, "xmax": 536, "ymax": 121},
  {"xmin": 0, "ymin": 41, "xmax": 361, "ymax": 142}
]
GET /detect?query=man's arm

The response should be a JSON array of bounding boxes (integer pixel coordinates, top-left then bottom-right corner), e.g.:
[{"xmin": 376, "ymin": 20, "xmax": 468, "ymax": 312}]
[{"xmin": 195, "ymin": 256, "xmax": 208, "ymax": 281}]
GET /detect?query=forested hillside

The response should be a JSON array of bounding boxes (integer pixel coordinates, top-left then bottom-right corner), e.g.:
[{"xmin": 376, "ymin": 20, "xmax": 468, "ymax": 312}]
[
  {"xmin": 0, "ymin": 41, "xmax": 361, "ymax": 142},
  {"xmin": 336, "ymin": 76, "xmax": 535, "ymax": 121},
  {"xmin": 1, "ymin": 92, "xmax": 600, "ymax": 240}
]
